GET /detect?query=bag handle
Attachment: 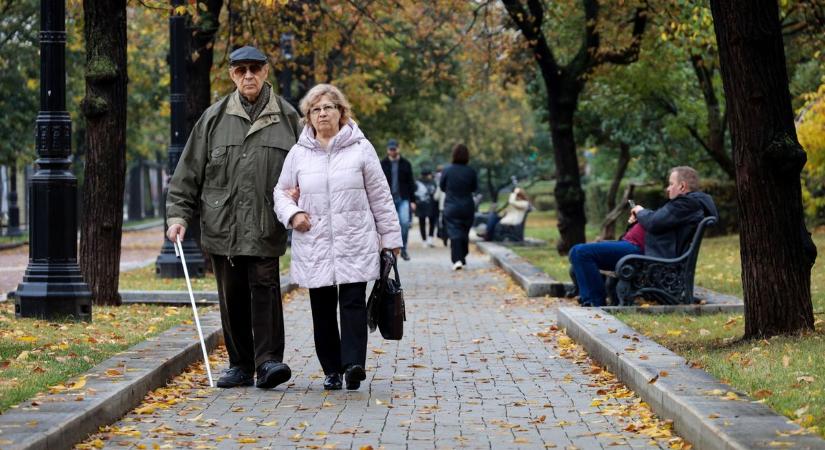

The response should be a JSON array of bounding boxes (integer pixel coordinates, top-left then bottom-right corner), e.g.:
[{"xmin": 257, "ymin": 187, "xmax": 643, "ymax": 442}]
[{"xmin": 381, "ymin": 249, "xmax": 401, "ymax": 284}]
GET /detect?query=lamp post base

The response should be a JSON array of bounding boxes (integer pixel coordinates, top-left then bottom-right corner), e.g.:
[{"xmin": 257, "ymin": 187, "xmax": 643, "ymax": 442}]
[
  {"xmin": 156, "ymin": 237, "xmax": 206, "ymax": 278},
  {"xmin": 15, "ymin": 262, "xmax": 92, "ymax": 321}
]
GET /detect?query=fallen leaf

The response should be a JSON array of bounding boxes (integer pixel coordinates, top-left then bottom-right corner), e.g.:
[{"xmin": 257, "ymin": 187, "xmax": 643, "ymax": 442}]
[
  {"xmin": 754, "ymin": 389, "xmax": 773, "ymax": 399},
  {"xmin": 648, "ymin": 374, "xmax": 659, "ymax": 384}
]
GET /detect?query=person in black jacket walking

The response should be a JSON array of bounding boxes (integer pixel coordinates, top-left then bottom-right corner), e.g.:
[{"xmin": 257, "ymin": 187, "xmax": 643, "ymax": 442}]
[
  {"xmin": 439, "ymin": 144, "xmax": 478, "ymax": 270},
  {"xmin": 381, "ymin": 139, "xmax": 416, "ymax": 260}
]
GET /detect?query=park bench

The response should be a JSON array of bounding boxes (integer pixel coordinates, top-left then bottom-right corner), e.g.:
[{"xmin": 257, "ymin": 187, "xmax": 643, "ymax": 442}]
[
  {"xmin": 605, "ymin": 216, "xmax": 717, "ymax": 305},
  {"xmin": 495, "ymin": 208, "xmax": 532, "ymax": 242}
]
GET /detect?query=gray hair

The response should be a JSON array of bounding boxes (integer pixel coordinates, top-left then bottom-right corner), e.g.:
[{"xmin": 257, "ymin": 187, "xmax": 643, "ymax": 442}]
[{"xmin": 298, "ymin": 83, "xmax": 353, "ymax": 129}]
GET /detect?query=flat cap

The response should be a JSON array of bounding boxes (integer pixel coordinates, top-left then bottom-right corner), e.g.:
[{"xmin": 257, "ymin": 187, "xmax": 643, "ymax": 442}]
[
  {"xmin": 229, "ymin": 46, "xmax": 267, "ymax": 65},
  {"xmin": 387, "ymin": 138, "xmax": 398, "ymax": 148}
]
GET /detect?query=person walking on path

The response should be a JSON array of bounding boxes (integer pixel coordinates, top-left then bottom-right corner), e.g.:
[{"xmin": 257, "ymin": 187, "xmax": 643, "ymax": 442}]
[
  {"xmin": 568, "ymin": 166, "xmax": 718, "ymax": 307},
  {"xmin": 440, "ymin": 144, "xmax": 478, "ymax": 270},
  {"xmin": 166, "ymin": 46, "xmax": 300, "ymax": 390},
  {"xmin": 414, "ymin": 169, "xmax": 439, "ymax": 247},
  {"xmin": 273, "ymin": 84, "xmax": 402, "ymax": 391},
  {"xmin": 380, "ymin": 139, "xmax": 415, "ymax": 260}
]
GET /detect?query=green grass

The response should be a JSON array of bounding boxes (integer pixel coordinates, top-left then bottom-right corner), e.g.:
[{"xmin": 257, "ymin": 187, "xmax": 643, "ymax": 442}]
[
  {"xmin": 614, "ymin": 312, "xmax": 825, "ymax": 437},
  {"xmin": 0, "ymin": 302, "xmax": 214, "ymax": 412},
  {"xmin": 511, "ymin": 211, "xmax": 599, "ymax": 280},
  {"xmin": 122, "ymin": 217, "xmax": 163, "ymax": 228},
  {"xmin": 0, "ymin": 234, "xmax": 27, "ymax": 245},
  {"xmin": 119, "ymin": 250, "xmax": 291, "ymax": 291}
]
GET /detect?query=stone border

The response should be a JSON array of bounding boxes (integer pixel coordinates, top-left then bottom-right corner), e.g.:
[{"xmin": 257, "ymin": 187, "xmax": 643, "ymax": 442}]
[
  {"xmin": 476, "ymin": 241, "xmax": 571, "ymax": 297},
  {"xmin": 557, "ymin": 307, "xmax": 825, "ymax": 450},
  {"xmin": 0, "ymin": 312, "xmax": 223, "ymax": 450}
]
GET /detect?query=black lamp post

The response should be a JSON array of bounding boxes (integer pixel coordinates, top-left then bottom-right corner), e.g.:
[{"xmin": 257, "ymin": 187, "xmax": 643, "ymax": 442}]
[
  {"xmin": 6, "ymin": 163, "xmax": 22, "ymax": 237},
  {"xmin": 156, "ymin": 0, "xmax": 205, "ymax": 278},
  {"xmin": 15, "ymin": 0, "xmax": 91, "ymax": 321},
  {"xmin": 278, "ymin": 33, "xmax": 295, "ymax": 108}
]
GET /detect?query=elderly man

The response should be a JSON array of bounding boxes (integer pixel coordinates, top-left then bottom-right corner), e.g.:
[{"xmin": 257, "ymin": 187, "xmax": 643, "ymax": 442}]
[
  {"xmin": 380, "ymin": 139, "xmax": 416, "ymax": 260},
  {"xmin": 568, "ymin": 166, "xmax": 718, "ymax": 307},
  {"xmin": 166, "ymin": 46, "xmax": 301, "ymax": 389}
]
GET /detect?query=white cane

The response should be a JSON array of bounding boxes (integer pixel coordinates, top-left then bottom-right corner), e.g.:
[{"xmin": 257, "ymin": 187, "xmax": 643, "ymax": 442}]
[{"xmin": 175, "ymin": 235, "xmax": 214, "ymax": 387}]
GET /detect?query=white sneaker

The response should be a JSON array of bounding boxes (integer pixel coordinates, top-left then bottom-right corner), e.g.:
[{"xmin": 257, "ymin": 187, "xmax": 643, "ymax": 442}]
[
  {"xmin": 452, "ymin": 261, "xmax": 463, "ymax": 271},
  {"xmin": 426, "ymin": 238, "xmax": 434, "ymax": 248}
]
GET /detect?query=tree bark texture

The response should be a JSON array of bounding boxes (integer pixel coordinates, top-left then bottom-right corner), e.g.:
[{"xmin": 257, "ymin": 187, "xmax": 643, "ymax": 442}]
[
  {"xmin": 709, "ymin": 0, "xmax": 817, "ymax": 337},
  {"xmin": 80, "ymin": 0, "xmax": 127, "ymax": 306},
  {"xmin": 186, "ymin": 0, "xmax": 223, "ymax": 136}
]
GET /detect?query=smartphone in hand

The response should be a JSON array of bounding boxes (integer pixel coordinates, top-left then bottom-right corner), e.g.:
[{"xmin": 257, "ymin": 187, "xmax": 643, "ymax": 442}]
[{"xmin": 628, "ymin": 199, "xmax": 636, "ymax": 208}]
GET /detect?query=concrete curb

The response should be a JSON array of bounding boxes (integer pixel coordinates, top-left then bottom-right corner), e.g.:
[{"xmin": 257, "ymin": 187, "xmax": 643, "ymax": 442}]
[
  {"xmin": 0, "ymin": 312, "xmax": 223, "ymax": 450},
  {"xmin": 601, "ymin": 304, "xmax": 744, "ymax": 315},
  {"xmin": 120, "ymin": 278, "xmax": 298, "ymax": 305},
  {"xmin": 557, "ymin": 307, "xmax": 825, "ymax": 450},
  {"xmin": 476, "ymin": 241, "xmax": 571, "ymax": 297}
]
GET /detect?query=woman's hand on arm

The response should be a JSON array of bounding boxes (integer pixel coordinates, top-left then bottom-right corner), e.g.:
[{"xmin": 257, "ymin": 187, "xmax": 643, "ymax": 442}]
[{"xmin": 290, "ymin": 212, "xmax": 311, "ymax": 232}]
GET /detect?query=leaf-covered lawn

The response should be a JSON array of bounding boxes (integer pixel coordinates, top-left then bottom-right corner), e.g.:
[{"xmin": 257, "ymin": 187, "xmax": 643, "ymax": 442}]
[
  {"xmin": 614, "ymin": 312, "xmax": 825, "ymax": 438},
  {"xmin": 0, "ymin": 302, "xmax": 215, "ymax": 412}
]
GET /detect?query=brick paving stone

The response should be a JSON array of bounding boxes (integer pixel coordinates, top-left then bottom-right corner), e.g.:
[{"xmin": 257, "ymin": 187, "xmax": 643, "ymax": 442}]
[{"xmin": 79, "ymin": 238, "xmax": 679, "ymax": 449}]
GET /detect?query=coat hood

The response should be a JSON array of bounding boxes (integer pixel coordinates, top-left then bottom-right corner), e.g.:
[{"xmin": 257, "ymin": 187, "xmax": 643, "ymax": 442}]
[
  {"xmin": 685, "ymin": 191, "xmax": 718, "ymax": 219},
  {"xmin": 296, "ymin": 119, "xmax": 365, "ymax": 152}
]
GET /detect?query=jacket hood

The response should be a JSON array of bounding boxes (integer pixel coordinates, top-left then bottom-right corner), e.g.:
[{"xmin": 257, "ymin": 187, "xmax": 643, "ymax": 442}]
[
  {"xmin": 685, "ymin": 191, "xmax": 718, "ymax": 219},
  {"xmin": 296, "ymin": 119, "xmax": 365, "ymax": 152}
]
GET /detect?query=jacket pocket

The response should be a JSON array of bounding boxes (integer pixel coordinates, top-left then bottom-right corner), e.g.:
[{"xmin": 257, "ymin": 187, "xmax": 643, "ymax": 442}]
[
  {"xmin": 200, "ymin": 187, "xmax": 231, "ymax": 242},
  {"xmin": 205, "ymin": 146, "xmax": 230, "ymax": 185}
]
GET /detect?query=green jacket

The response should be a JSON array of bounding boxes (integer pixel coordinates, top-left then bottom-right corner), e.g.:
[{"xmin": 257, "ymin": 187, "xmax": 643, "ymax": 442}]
[{"xmin": 166, "ymin": 85, "xmax": 301, "ymax": 258}]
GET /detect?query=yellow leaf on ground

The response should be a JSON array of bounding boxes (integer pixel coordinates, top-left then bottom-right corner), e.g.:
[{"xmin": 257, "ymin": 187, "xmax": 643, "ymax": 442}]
[{"xmin": 237, "ymin": 437, "xmax": 258, "ymax": 444}]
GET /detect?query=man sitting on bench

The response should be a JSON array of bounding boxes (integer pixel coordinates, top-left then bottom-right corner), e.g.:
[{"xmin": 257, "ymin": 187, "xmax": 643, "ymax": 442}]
[{"xmin": 569, "ymin": 166, "xmax": 718, "ymax": 307}]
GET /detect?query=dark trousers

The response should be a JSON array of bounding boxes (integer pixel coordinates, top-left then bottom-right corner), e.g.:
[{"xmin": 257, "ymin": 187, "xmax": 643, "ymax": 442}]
[
  {"xmin": 451, "ymin": 238, "xmax": 469, "ymax": 263},
  {"xmin": 568, "ymin": 241, "xmax": 642, "ymax": 306},
  {"xmin": 308, "ymin": 282, "xmax": 368, "ymax": 375},
  {"xmin": 418, "ymin": 211, "xmax": 438, "ymax": 240},
  {"xmin": 212, "ymin": 255, "xmax": 285, "ymax": 372}
]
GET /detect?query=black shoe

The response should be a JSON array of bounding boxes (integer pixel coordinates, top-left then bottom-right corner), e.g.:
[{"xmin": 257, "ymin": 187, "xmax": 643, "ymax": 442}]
[
  {"xmin": 401, "ymin": 250, "xmax": 410, "ymax": 261},
  {"xmin": 255, "ymin": 361, "xmax": 292, "ymax": 389},
  {"xmin": 344, "ymin": 364, "xmax": 366, "ymax": 390},
  {"xmin": 324, "ymin": 373, "xmax": 342, "ymax": 390},
  {"xmin": 216, "ymin": 366, "xmax": 254, "ymax": 388}
]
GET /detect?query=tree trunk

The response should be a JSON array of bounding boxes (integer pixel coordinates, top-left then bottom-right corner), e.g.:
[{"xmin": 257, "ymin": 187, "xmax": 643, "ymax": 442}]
[
  {"xmin": 80, "ymin": 0, "xmax": 127, "ymax": 306},
  {"xmin": 600, "ymin": 143, "xmax": 631, "ymax": 240},
  {"xmin": 690, "ymin": 54, "xmax": 735, "ymax": 179},
  {"xmin": 127, "ymin": 160, "xmax": 142, "ymax": 221},
  {"xmin": 549, "ymin": 99, "xmax": 587, "ymax": 255},
  {"xmin": 709, "ymin": 0, "xmax": 817, "ymax": 338},
  {"xmin": 186, "ymin": 0, "xmax": 223, "ymax": 136}
]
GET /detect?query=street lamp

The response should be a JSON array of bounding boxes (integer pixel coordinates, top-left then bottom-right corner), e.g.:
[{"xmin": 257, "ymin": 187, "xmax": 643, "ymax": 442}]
[
  {"xmin": 15, "ymin": 0, "xmax": 92, "ymax": 321},
  {"xmin": 278, "ymin": 32, "xmax": 295, "ymax": 108},
  {"xmin": 156, "ymin": 0, "xmax": 205, "ymax": 278},
  {"xmin": 6, "ymin": 163, "xmax": 22, "ymax": 237}
]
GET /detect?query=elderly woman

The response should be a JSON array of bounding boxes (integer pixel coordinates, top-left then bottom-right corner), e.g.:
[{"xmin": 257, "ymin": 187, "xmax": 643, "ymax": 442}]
[
  {"xmin": 439, "ymin": 144, "xmax": 478, "ymax": 270},
  {"xmin": 273, "ymin": 84, "xmax": 402, "ymax": 391}
]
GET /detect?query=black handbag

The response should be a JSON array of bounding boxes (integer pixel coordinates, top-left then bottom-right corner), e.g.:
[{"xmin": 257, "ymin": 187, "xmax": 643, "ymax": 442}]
[{"xmin": 367, "ymin": 250, "xmax": 406, "ymax": 340}]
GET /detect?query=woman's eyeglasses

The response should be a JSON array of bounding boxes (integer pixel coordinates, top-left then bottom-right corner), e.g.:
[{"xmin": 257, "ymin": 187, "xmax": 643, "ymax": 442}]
[
  {"xmin": 231, "ymin": 64, "xmax": 264, "ymax": 77},
  {"xmin": 310, "ymin": 104, "xmax": 338, "ymax": 116}
]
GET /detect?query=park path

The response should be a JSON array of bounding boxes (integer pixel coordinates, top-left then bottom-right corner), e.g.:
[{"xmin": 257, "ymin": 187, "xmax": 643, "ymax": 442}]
[
  {"xmin": 79, "ymin": 236, "xmax": 680, "ymax": 449},
  {"xmin": 0, "ymin": 225, "xmax": 164, "ymax": 297}
]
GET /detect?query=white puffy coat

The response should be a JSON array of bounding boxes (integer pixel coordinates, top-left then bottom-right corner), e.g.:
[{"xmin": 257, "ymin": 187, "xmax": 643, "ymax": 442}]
[{"xmin": 273, "ymin": 121, "xmax": 402, "ymax": 288}]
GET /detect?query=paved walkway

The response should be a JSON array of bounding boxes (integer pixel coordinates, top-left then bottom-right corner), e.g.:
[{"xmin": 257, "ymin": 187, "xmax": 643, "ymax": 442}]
[
  {"xmin": 0, "ymin": 226, "xmax": 164, "ymax": 297},
  {"xmin": 80, "ymin": 238, "xmax": 678, "ymax": 449}
]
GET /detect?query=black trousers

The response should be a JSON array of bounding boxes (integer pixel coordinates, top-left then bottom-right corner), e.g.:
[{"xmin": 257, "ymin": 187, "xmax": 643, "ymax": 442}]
[
  {"xmin": 418, "ymin": 211, "xmax": 438, "ymax": 240},
  {"xmin": 308, "ymin": 282, "xmax": 368, "ymax": 375},
  {"xmin": 212, "ymin": 255, "xmax": 285, "ymax": 372},
  {"xmin": 451, "ymin": 238, "xmax": 469, "ymax": 263}
]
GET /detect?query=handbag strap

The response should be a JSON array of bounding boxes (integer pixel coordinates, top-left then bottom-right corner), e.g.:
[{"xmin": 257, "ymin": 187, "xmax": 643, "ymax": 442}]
[{"xmin": 392, "ymin": 256, "xmax": 401, "ymax": 283}]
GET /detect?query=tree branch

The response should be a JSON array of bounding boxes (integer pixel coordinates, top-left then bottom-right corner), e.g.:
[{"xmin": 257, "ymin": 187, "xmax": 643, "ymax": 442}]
[
  {"xmin": 593, "ymin": 0, "xmax": 649, "ymax": 66},
  {"xmin": 501, "ymin": 0, "xmax": 561, "ymax": 85}
]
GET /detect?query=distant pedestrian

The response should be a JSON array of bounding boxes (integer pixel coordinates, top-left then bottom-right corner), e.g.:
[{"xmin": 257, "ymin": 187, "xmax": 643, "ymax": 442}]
[
  {"xmin": 273, "ymin": 84, "xmax": 402, "ymax": 391},
  {"xmin": 381, "ymin": 139, "xmax": 416, "ymax": 260},
  {"xmin": 414, "ymin": 169, "xmax": 439, "ymax": 247},
  {"xmin": 440, "ymin": 144, "xmax": 478, "ymax": 270},
  {"xmin": 166, "ymin": 45, "xmax": 299, "ymax": 390}
]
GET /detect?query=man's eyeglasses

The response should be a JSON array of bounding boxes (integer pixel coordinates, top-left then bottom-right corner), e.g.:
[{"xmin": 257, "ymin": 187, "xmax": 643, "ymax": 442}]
[
  {"xmin": 310, "ymin": 104, "xmax": 338, "ymax": 116},
  {"xmin": 231, "ymin": 64, "xmax": 264, "ymax": 77}
]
